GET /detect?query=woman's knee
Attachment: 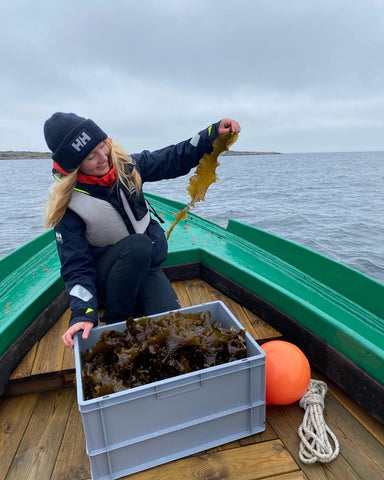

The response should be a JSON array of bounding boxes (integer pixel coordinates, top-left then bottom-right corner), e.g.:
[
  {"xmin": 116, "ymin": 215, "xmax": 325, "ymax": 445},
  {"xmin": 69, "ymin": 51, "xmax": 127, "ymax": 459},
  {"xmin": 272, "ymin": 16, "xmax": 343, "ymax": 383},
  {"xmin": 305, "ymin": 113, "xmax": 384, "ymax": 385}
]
[
  {"xmin": 96, "ymin": 234, "xmax": 153, "ymax": 289},
  {"xmin": 116, "ymin": 234, "xmax": 152, "ymax": 265},
  {"xmin": 138, "ymin": 268, "xmax": 180, "ymax": 315}
]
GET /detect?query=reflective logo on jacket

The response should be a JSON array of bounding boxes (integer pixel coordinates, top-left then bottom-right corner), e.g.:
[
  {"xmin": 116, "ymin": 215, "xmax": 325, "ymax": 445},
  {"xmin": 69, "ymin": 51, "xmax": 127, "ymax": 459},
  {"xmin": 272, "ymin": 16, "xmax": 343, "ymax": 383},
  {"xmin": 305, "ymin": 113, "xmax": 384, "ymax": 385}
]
[{"xmin": 68, "ymin": 188, "xmax": 151, "ymax": 247}]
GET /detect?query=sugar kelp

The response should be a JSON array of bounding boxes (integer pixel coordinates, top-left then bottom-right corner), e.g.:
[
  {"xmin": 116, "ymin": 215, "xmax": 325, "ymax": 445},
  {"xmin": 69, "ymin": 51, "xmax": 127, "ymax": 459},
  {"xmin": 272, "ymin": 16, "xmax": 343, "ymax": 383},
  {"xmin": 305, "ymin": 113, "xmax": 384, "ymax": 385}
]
[
  {"xmin": 166, "ymin": 132, "xmax": 238, "ymax": 239},
  {"xmin": 81, "ymin": 310, "xmax": 246, "ymax": 400}
]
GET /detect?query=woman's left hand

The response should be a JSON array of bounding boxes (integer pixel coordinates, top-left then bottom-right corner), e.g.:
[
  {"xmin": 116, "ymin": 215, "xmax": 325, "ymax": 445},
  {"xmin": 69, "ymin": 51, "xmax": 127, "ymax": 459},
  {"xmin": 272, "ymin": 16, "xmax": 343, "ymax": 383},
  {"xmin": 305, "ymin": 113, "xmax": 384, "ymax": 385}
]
[{"xmin": 218, "ymin": 118, "xmax": 241, "ymax": 135}]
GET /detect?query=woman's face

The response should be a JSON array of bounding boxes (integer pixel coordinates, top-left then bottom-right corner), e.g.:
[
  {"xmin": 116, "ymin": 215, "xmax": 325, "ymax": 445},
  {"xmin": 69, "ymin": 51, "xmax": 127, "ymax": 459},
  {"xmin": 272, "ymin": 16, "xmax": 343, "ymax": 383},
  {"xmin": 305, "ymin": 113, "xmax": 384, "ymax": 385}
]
[{"xmin": 79, "ymin": 141, "xmax": 110, "ymax": 176}]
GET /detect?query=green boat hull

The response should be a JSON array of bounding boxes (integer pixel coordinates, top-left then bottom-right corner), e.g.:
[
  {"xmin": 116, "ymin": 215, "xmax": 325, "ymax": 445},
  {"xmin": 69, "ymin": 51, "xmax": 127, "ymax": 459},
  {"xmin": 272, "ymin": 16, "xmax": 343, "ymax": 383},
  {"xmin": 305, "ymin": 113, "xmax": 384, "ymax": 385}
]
[{"xmin": 0, "ymin": 229, "xmax": 64, "ymax": 357}]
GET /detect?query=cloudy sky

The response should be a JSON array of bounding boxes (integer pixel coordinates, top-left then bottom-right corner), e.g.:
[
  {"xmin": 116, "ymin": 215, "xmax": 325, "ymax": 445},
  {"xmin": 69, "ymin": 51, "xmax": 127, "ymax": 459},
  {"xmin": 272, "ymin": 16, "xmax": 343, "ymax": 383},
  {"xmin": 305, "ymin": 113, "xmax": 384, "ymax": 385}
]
[{"xmin": 1, "ymin": 0, "xmax": 384, "ymax": 153}]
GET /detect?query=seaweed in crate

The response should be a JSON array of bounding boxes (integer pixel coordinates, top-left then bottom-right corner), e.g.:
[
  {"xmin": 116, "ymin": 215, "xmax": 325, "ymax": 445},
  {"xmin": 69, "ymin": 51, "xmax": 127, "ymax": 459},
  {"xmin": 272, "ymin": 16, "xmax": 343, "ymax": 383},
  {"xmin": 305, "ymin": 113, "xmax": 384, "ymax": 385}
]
[{"xmin": 81, "ymin": 310, "xmax": 246, "ymax": 400}]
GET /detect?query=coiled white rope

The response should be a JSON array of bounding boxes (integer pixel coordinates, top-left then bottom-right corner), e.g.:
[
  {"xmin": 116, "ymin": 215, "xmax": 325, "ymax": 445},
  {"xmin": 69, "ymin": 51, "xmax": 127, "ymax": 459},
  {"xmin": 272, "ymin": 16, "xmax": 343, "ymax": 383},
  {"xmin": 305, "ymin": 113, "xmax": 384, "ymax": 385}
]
[{"xmin": 298, "ymin": 379, "xmax": 340, "ymax": 463}]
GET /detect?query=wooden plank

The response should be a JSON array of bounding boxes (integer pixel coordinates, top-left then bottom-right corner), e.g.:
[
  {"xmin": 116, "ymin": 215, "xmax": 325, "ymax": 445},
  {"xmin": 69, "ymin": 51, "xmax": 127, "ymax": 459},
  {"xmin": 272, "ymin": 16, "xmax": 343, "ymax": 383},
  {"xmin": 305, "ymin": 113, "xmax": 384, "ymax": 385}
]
[
  {"xmin": 265, "ymin": 473, "xmax": 307, "ymax": 480},
  {"xmin": 9, "ymin": 343, "xmax": 38, "ymax": 380},
  {"xmin": 55, "ymin": 308, "xmax": 71, "ymax": 340},
  {"xmin": 62, "ymin": 349, "xmax": 75, "ymax": 372},
  {"xmin": 5, "ymin": 389, "xmax": 74, "ymax": 480},
  {"xmin": 60, "ymin": 310, "xmax": 76, "ymax": 371},
  {"xmin": 0, "ymin": 393, "xmax": 39, "ymax": 480},
  {"xmin": 205, "ymin": 282, "xmax": 259, "ymax": 332},
  {"xmin": 50, "ymin": 390, "xmax": 90, "ymax": 480},
  {"xmin": 31, "ymin": 313, "xmax": 67, "ymax": 376},
  {"xmin": 314, "ymin": 371, "xmax": 384, "ymax": 447},
  {"xmin": 322, "ymin": 392, "xmax": 384, "ymax": 479},
  {"xmin": 246, "ymin": 309, "xmax": 283, "ymax": 342},
  {"xmin": 172, "ymin": 280, "xmax": 193, "ymax": 308},
  {"xmin": 266, "ymin": 391, "xmax": 384, "ymax": 480},
  {"xmin": 117, "ymin": 440, "xmax": 299, "ymax": 480},
  {"xmin": 10, "ymin": 310, "xmax": 71, "ymax": 381},
  {"xmin": 183, "ymin": 278, "xmax": 212, "ymax": 305},
  {"xmin": 5, "ymin": 309, "xmax": 74, "ymax": 394},
  {"xmin": 10, "ymin": 309, "xmax": 70, "ymax": 383}
]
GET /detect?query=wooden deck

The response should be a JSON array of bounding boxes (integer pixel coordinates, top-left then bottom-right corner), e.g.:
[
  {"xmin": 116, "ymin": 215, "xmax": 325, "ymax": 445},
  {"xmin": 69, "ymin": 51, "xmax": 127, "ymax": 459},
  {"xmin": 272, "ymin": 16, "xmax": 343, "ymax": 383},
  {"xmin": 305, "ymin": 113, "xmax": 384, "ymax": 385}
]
[{"xmin": 1, "ymin": 279, "xmax": 384, "ymax": 480}]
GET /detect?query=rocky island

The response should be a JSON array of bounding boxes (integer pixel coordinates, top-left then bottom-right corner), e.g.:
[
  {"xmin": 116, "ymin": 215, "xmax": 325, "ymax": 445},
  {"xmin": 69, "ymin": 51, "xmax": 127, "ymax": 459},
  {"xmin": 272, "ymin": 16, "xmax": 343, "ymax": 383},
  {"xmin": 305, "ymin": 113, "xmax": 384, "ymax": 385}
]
[
  {"xmin": 0, "ymin": 151, "xmax": 51, "ymax": 159},
  {"xmin": 220, "ymin": 150, "xmax": 280, "ymax": 156}
]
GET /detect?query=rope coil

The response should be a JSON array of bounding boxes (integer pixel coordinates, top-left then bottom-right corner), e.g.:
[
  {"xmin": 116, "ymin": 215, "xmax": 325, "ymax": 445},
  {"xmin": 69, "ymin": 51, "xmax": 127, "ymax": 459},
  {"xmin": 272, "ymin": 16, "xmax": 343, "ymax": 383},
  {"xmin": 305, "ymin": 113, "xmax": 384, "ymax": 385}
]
[{"xmin": 298, "ymin": 379, "xmax": 340, "ymax": 463}]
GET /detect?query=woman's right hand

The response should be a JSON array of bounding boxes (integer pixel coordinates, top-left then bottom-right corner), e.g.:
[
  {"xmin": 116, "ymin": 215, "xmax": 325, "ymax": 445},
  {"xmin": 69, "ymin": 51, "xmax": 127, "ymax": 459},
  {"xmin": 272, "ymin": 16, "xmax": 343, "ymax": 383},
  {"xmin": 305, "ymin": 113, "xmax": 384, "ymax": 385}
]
[
  {"xmin": 218, "ymin": 118, "xmax": 241, "ymax": 135},
  {"xmin": 62, "ymin": 321, "xmax": 94, "ymax": 348}
]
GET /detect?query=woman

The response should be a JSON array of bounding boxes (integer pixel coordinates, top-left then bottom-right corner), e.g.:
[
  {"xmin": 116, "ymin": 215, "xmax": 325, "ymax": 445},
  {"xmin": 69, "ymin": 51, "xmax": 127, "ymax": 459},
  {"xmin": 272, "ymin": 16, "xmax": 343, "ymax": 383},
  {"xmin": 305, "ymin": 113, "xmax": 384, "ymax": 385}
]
[{"xmin": 44, "ymin": 112, "xmax": 241, "ymax": 348}]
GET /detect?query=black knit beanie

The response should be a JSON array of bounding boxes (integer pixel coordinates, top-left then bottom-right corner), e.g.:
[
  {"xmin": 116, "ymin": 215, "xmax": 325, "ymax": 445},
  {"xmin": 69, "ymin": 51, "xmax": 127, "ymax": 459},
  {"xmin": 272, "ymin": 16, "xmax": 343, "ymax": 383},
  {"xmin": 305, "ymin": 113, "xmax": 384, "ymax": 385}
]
[{"xmin": 43, "ymin": 112, "xmax": 108, "ymax": 173}]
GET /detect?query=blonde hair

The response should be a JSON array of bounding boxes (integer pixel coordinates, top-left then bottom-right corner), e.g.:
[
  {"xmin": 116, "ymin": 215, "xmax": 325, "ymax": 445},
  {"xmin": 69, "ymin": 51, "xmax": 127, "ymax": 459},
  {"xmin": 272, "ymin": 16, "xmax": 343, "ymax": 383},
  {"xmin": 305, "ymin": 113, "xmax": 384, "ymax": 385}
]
[{"xmin": 45, "ymin": 139, "xmax": 142, "ymax": 228}]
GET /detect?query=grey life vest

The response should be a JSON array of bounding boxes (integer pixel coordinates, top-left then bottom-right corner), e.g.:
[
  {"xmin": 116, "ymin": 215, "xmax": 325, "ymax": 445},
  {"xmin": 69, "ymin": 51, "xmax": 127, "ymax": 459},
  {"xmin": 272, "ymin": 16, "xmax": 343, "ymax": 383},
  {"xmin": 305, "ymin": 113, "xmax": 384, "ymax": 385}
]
[{"xmin": 68, "ymin": 189, "xmax": 151, "ymax": 247}]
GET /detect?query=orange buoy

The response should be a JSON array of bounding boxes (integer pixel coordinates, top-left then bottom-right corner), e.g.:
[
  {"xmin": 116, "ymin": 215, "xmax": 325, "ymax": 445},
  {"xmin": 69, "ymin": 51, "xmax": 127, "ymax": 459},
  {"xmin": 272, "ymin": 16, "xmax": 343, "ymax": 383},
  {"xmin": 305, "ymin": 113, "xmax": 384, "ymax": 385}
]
[{"xmin": 261, "ymin": 340, "xmax": 311, "ymax": 405}]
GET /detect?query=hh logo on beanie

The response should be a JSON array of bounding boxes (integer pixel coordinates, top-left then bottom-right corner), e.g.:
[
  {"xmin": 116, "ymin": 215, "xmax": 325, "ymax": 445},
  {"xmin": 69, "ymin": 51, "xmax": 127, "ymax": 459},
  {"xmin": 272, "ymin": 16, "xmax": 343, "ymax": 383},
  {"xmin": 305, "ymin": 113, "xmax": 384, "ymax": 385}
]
[{"xmin": 72, "ymin": 131, "xmax": 92, "ymax": 152}]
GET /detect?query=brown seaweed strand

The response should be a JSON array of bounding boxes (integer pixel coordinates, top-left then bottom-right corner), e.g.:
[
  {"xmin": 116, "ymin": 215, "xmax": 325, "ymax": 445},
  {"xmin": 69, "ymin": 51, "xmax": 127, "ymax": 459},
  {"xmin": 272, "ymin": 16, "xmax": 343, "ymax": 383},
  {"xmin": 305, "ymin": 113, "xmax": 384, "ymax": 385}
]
[{"xmin": 166, "ymin": 132, "xmax": 238, "ymax": 239}]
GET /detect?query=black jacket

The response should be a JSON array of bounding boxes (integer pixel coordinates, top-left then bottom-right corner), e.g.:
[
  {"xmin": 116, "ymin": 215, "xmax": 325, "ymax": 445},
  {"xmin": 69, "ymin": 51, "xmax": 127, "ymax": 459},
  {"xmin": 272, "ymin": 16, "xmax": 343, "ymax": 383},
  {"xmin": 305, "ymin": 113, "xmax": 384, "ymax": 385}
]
[{"xmin": 54, "ymin": 122, "xmax": 220, "ymax": 327}]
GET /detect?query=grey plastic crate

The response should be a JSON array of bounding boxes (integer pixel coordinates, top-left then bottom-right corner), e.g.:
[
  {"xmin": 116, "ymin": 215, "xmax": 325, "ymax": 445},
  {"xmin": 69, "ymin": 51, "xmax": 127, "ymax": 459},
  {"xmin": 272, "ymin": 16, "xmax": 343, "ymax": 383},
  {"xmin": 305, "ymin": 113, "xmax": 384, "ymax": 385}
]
[{"xmin": 74, "ymin": 301, "xmax": 266, "ymax": 480}]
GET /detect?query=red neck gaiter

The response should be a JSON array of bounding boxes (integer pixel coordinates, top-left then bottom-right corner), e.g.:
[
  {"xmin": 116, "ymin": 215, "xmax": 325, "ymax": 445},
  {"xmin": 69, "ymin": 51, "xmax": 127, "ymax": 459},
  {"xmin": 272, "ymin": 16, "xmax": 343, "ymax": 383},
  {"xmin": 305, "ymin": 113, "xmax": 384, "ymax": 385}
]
[{"xmin": 76, "ymin": 167, "xmax": 116, "ymax": 188}]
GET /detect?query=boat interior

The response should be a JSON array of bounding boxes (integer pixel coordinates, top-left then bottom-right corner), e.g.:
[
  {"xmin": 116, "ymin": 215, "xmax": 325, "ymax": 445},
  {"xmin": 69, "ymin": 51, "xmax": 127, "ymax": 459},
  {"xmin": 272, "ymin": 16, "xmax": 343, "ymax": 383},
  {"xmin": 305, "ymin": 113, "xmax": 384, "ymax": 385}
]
[{"xmin": 1, "ymin": 275, "xmax": 384, "ymax": 480}]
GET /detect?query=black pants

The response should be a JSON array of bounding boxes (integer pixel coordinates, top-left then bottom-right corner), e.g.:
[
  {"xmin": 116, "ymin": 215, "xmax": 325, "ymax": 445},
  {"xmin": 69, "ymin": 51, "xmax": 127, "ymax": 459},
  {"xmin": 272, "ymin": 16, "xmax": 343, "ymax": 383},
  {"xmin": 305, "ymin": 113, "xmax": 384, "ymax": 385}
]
[{"xmin": 95, "ymin": 234, "xmax": 180, "ymax": 324}]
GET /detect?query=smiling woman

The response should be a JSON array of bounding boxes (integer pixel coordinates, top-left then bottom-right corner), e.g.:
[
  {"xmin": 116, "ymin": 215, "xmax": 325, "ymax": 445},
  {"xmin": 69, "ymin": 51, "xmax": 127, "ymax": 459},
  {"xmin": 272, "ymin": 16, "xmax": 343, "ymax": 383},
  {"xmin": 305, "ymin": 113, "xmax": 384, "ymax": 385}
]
[{"xmin": 42, "ymin": 112, "xmax": 241, "ymax": 350}]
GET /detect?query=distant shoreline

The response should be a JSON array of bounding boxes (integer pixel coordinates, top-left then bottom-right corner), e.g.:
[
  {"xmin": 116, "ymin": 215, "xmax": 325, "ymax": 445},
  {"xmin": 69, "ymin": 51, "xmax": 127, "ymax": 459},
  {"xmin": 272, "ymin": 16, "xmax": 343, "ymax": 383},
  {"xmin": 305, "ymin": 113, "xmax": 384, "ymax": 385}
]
[
  {"xmin": 0, "ymin": 150, "xmax": 280, "ymax": 160},
  {"xmin": 221, "ymin": 150, "xmax": 280, "ymax": 156},
  {"xmin": 0, "ymin": 151, "xmax": 51, "ymax": 159}
]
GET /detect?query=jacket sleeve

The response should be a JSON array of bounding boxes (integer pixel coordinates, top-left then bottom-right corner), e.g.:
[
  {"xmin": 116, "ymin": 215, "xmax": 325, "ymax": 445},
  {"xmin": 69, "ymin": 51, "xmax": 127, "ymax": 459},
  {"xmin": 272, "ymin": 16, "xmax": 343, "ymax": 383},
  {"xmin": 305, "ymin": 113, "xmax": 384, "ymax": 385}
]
[
  {"xmin": 131, "ymin": 121, "xmax": 220, "ymax": 182},
  {"xmin": 54, "ymin": 209, "xmax": 99, "ymax": 327}
]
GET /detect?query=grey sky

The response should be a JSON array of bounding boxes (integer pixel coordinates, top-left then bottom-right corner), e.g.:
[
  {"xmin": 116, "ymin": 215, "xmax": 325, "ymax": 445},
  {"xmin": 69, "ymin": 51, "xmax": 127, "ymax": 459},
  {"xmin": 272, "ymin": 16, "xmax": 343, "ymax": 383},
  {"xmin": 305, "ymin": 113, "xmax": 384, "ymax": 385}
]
[{"xmin": 1, "ymin": 0, "xmax": 383, "ymax": 153}]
